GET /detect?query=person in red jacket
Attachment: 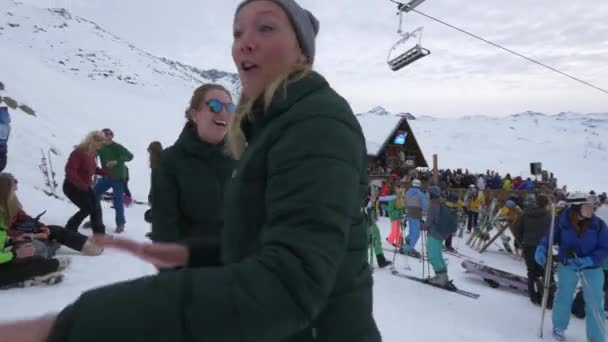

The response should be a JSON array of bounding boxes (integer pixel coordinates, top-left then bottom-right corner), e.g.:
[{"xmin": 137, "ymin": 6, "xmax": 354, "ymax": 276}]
[{"xmin": 63, "ymin": 131, "xmax": 108, "ymax": 234}]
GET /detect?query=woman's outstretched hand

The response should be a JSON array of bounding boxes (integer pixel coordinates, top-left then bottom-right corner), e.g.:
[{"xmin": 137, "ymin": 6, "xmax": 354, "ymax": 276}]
[
  {"xmin": 0, "ymin": 315, "xmax": 56, "ymax": 341},
  {"xmin": 94, "ymin": 236, "xmax": 189, "ymax": 269}
]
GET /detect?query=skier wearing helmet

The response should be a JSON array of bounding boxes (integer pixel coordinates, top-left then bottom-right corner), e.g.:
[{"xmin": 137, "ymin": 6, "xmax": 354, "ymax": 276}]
[
  {"xmin": 535, "ymin": 192, "xmax": 608, "ymax": 342},
  {"xmin": 402, "ymin": 179, "xmax": 427, "ymax": 257}
]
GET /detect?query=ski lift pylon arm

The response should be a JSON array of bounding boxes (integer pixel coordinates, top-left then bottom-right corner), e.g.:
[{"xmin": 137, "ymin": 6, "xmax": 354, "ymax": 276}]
[{"xmin": 390, "ymin": 0, "xmax": 426, "ymax": 13}]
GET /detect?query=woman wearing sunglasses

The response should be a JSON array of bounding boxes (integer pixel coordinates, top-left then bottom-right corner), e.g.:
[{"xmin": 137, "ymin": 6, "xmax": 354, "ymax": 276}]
[{"xmin": 147, "ymin": 84, "xmax": 234, "ymax": 269}]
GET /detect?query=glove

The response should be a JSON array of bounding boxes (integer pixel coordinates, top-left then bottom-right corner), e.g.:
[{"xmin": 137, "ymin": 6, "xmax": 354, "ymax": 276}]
[
  {"xmin": 567, "ymin": 257, "xmax": 594, "ymax": 270},
  {"xmin": 534, "ymin": 245, "xmax": 547, "ymax": 267}
]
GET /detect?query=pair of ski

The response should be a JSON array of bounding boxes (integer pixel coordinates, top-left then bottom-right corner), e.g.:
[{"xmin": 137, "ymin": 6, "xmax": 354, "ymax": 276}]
[
  {"xmin": 0, "ymin": 272, "xmax": 63, "ymax": 290},
  {"xmin": 391, "ymin": 269, "xmax": 480, "ymax": 299}
]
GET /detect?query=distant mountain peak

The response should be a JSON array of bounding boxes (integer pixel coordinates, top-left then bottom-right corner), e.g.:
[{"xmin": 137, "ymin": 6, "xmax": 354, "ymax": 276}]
[
  {"xmin": 368, "ymin": 106, "xmax": 390, "ymax": 115},
  {"xmin": 512, "ymin": 110, "xmax": 546, "ymax": 117}
]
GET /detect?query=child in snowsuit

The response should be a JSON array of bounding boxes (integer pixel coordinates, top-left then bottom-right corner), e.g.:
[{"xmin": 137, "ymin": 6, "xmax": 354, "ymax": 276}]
[
  {"xmin": 425, "ymin": 186, "xmax": 458, "ymax": 286},
  {"xmin": 366, "ymin": 191, "xmax": 392, "ymax": 268}
]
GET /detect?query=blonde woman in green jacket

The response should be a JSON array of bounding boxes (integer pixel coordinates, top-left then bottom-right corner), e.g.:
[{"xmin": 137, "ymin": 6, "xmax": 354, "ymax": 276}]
[{"xmin": 0, "ymin": 1, "xmax": 381, "ymax": 341}]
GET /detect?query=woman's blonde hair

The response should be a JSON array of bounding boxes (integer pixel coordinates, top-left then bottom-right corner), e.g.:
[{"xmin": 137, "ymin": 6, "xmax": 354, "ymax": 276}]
[
  {"xmin": 78, "ymin": 131, "xmax": 106, "ymax": 152},
  {"xmin": 225, "ymin": 65, "xmax": 311, "ymax": 159},
  {"xmin": 0, "ymin": 173, "xmax": 22, "ymax": 227}
]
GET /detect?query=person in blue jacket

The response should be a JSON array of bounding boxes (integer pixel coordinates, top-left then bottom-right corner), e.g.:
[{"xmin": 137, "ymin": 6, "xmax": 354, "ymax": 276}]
[
  {"xmin": 535, "ymin": 192, "xmax": 608, "ymax": 342},
  {"xmin": 402, "ymin": 179, "xmax": 428, "ymax": 258},
  {"xmin": 517, "ymin": 177, "xmax": 535, "ymax": 190}
]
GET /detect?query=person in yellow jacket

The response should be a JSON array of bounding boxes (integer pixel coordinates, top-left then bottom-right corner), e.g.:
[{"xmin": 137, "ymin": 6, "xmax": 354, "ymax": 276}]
[
  {"xmin": 465, "ymin": 187, "xmax": 486, "ymax": 233},
  {"xmin": 499, "ymin": 200, "xmax": 524, "ymax": 255},
  {"xmin": 503, "ymin": 174, "xmax": 513, "ymax": 190}
]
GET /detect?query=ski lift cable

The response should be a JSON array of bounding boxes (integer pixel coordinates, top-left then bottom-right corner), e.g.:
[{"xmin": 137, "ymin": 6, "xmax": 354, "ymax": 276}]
[{"xmin": 403, "ymin": 7, "xmax": 608, "ymax": 95}]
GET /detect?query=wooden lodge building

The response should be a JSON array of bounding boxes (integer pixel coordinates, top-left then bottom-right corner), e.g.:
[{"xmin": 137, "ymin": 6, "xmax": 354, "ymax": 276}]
[{"xmin": 355, "ymin": 113, "xmax": 428, "ymax": 182}]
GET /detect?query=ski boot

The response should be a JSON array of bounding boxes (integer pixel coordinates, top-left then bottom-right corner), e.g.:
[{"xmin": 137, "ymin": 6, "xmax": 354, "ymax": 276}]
[
  {"xmin": 376, "ymin": 254, "xmax": 392, "ymax": 268},
  {"xmin": 552, "ymin": 328, "xmax": 565, "ymax": 341},
  {"xmin": 400, "ymin": 248, "xmax": 421, "ymax": 259},
  {"xmin": 115, "ymin": 225, "xmax": 125, "ymax": 234},
  {"xmin": 56, "ymin": 257, "xmax": 71, "ymax": 271},
  {"xmin": 444, "ymin": 246, "xmax": 457, "ymax": 254},
  {"xmin": 428, "ymin": 272, "xmax": 449, "ymax": 287}
]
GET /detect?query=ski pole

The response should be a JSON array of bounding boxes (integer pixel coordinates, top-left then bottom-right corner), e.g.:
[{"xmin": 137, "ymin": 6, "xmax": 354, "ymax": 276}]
[
  {"xmin": 539, "ymin": 203, "xmax": 557, "ymax": 338},
  {"xmin": 570, "ymin": 250, "xmax": 607, "ymax": 338},
  {"xmin": 577, "ymin": 270, "xmax": 607, "ymax": 338}
]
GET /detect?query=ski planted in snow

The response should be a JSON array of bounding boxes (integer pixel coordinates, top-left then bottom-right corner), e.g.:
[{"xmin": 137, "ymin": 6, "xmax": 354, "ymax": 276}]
[{"xmin": 391, "ymin": 270, "xmax": 480, "ymax": 299}]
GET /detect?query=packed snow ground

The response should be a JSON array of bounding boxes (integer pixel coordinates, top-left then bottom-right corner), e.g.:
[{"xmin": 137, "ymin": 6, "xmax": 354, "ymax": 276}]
[{"xmin": 1, "ymin": 186, "xmax": 604, "ymax": 341}]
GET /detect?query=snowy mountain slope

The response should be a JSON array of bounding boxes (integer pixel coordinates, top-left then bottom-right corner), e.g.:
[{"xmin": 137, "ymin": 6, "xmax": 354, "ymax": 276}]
[
  {"xmin": 0, "ymin": 0, "xmax": 239, "ymax": 200},
  {"xmin": 357, "ymin": 107, "xmax": 608, "ymax": 192},
  {"xmin": 1, "ymin": 194, "xmax": 599, "ymax": 342}
]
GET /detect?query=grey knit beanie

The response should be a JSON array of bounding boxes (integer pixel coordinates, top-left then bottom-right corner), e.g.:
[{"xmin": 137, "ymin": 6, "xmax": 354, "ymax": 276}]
[{"xmin": 235, "ymin": 0, "xmax": 320, "ymax": 64}]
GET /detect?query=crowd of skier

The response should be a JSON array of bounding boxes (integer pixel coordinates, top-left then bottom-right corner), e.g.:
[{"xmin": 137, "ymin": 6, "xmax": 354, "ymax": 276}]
[
  {"xmin": 0, "ymin": 0, "xmax": 606, "ymax": 341},
  {"xmin": 368, "ymin": 175, "xmax": 608, "ymax": 341}
]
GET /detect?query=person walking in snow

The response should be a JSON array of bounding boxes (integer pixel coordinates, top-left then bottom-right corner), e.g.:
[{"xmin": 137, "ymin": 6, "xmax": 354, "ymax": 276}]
[
  {"xmin": 63, "ymin": 131, "xmax": 108, "ymax": 235},
  {"xmin": 0, "ymin": 1, "xmax": 382, "ymax": 340},
  {"xmin": 512, "ymin": 194, "xmax": 553, "ymax": 305},
  {"xmin": 402, "ymin": 179, "xmax": 428, "ymax": 257},
  {"xmin": 94, "ymin": 128, "xmax": 133, "ymax": 233},
  {"xmin": 423, "ymin": 186, "xmax": 458, "ymax": 287},
  {"xmin": 535, "ymin": 192, "xmax": 608, "ymax": 342},
  {"xmin": 148, "ymin": 84, "xmax": 234, "ymax": 268}
]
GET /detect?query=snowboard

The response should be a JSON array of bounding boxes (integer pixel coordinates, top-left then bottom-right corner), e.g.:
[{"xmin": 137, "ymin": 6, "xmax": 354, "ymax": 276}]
[{"xmin": 461, "ymin": 259, "xmax": 528, "ymax": 293}]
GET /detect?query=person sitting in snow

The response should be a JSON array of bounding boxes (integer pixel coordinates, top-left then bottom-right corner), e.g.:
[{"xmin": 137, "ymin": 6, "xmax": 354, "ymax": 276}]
[
  {"xmin": 402, "ymin": 179, "xmax": 428, "ymax": 258},
  {"xmin": 0, "ymin": 173, "xmax": 69, "ymax": 288},
  {"xmin": 4, "ymin": 172, "xmax": 103, "ymax": 257},
  {"xmin": 423, "ymin": 186, "xmax": 458, "ymax": 287}
]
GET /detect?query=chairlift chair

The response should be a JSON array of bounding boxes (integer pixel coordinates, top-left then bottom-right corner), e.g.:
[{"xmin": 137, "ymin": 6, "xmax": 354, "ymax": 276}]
[
  {"xmin": 386, "ymin": 3, "xmax": 430, "ymax": 72},
  {"xmin": 387, "ymin": 24, "xmax": 431, "ymax": 71}
]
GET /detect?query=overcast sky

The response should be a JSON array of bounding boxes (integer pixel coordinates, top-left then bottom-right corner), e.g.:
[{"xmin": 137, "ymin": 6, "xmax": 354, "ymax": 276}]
[{"xmin": 33, "ymin": 0, "xmax": 608, "ymax": 116}]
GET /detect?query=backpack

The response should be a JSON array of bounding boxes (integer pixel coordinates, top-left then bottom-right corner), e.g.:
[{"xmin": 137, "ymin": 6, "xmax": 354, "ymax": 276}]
[{"xmin": 436, "ymin": 202, "xmax": 458, "ymax": 239}]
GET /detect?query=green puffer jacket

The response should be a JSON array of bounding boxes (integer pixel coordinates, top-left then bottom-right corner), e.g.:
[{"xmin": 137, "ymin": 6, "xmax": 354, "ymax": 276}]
[
  {"xmin": 48, "ymin": 71, "xmax": 381, "ymax": 342},
  {"xmin": 150, "ymin": 122, "xmax": 233, "ymax": 267},
  {"xmin": 97, "ymin": 142, "xmax": 133, "ymax": 181},
  {"xmin": 0, "ymin": 209, "xmax": 14, "ymax": 264}
]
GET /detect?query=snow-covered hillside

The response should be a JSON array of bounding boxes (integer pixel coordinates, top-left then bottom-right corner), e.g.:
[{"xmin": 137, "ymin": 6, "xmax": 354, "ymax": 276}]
[
  {"xmin": 0, "ymin": 0, "xmax": 239, "ymax": 200},
  {"xmin": 357, "ymin": 107, "xmax": 608, "ymax": 192}
]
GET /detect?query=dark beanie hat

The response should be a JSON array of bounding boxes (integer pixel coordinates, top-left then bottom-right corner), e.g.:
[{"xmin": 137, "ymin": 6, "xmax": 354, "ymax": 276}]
[{"xmin": 235, "ymin": 0, "xmax": 320, "ymax": 64}]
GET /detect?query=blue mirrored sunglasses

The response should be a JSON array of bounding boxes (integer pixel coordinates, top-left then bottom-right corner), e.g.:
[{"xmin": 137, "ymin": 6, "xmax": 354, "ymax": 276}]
[{"xmin": 206, "ymin": 99, "xmax": 235, "ymax": 114}]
